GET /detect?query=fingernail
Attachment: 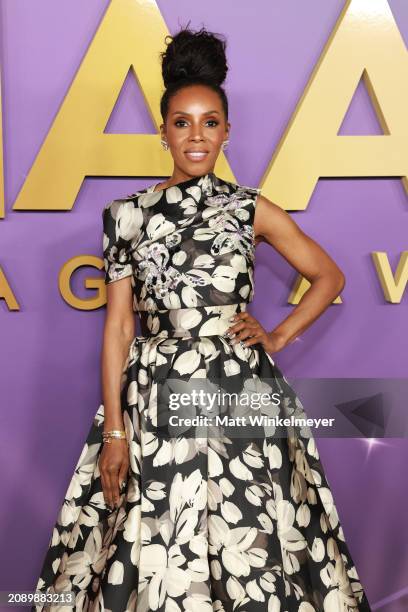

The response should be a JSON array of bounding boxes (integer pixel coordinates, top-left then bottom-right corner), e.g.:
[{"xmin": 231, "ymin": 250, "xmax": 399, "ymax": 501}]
[{"xmin": 229, "ymin": 316, "xmax": 236, "ymax": 322}]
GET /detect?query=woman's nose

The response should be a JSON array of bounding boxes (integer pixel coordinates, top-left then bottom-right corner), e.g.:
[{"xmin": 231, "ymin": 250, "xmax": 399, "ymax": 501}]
[{"xmin": 190, "ymin": 128, "xmax": 204, "ymax": 141}]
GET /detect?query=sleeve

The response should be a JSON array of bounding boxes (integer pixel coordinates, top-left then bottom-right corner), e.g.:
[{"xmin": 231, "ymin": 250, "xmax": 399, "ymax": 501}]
[
  {"xmin": 239, "ymin": 184, "xmax": 261, "ymax": 208},
  {"xmin": 254, "ymin": 187, "xmax": 261, "ymax": 207},
  {"xmin": 102, "ymin": 200, "xmax": 133, "ymax": 284}
]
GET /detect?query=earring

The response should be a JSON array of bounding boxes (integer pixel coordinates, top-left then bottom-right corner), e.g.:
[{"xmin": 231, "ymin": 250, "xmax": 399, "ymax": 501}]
[
  {"xmin": 221, "ymin": 139, "xmax": 229, "ymax": 151},
  {"xmin": 161, "ymin": 139, "xmax": 169, "ymax": 151}
]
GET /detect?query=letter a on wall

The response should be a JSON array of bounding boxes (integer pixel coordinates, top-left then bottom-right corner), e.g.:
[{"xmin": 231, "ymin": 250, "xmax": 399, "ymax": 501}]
[
  {"xmin": 11, "ymin": 0, "xmax": 234, "ymax": 212},
  {"xmin": 260, "ymin": 0, "xmax": 408, "ymax": 210}
]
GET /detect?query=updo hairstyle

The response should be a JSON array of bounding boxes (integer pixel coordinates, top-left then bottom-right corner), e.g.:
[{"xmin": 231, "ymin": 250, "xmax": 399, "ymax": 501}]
[{"xmin": 159, "ymin": 25, "xmax": 229, "ymax": 122}]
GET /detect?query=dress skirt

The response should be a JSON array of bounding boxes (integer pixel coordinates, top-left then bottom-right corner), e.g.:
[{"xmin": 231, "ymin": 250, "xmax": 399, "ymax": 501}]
[{"xmin": 32, "ymin": 302, "xmax": 371, "ymax": 612}]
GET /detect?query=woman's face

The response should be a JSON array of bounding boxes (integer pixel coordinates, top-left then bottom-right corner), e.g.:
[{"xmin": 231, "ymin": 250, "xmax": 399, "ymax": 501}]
[{"xmin": 160, "ymin": 84, "xmax": 230, "ymax": 179}]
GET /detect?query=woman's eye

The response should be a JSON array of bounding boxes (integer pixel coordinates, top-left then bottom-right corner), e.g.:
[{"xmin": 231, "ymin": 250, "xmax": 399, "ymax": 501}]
[{"xmin": 174, "ymin": 119, "xmax": 219, "ymax": 127}]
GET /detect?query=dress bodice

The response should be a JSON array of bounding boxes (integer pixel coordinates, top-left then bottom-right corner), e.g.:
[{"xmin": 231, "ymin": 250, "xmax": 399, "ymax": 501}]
[{"xmin": 102, "ymin": 172, "xmax": 260, "ymax": 315}]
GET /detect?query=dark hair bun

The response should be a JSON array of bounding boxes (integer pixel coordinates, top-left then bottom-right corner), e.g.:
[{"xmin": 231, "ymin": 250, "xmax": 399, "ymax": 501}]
[{"xmin": 161, "ymin": 26, "xmax": 228, "ymax": 88}]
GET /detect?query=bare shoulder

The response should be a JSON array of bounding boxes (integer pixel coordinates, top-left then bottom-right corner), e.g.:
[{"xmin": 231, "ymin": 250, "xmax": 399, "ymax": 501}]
[
  {"xmin": 254, "ymin": 194, "xmax": 301, "ymax": 246},
  {"xmin": 253, "ymin": 194, "xmax": 345, "ymax": 285},
  {"xmin": 255, "ymin": 194, "xmax": 288, "ymax": 216}
]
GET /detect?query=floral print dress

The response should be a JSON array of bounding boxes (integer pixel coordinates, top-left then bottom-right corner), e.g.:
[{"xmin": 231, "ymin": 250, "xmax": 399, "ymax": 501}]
[{"xmin": 32, "ymin": 172, "xmax": 371, "ymax": 612}]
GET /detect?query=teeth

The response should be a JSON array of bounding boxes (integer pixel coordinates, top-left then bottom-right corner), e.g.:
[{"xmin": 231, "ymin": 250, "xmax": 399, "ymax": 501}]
[{"xmin": 185, "ymin": 150, "xmax": 208, "ymax": 163}]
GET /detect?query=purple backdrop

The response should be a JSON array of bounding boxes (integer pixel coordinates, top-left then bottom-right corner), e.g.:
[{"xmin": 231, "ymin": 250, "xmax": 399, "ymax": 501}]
[{"xmin": 0, "ymin": 1, "xmax": 407, "ymax": 610}]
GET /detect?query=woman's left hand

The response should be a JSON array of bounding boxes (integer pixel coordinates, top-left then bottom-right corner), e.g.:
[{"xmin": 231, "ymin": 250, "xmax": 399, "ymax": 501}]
[{"xmin": 225, "ymin": 312, "xmax": 287, "ymax": 355}]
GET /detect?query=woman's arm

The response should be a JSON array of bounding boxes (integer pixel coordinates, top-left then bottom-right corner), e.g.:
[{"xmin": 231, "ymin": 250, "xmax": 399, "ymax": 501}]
[
  {"xmin": 101, "ymin": 277, "xmax": 135, "ymax": 430},
  {"xmin": 254, "ymin": 195, "xmax": 345, "ymax": 347}
]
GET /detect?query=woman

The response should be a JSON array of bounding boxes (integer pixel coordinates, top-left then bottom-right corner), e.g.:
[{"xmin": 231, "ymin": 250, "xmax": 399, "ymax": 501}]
[{"xmin": 33, "ymin": 26, "xmax": 371, "ymax": 612}]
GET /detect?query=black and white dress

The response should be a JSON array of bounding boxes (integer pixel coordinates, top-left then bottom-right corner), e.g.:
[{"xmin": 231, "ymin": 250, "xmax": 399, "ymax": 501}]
[{"xmin": 33, "ymin": 172, "xmax": 371, "ymax": 611}]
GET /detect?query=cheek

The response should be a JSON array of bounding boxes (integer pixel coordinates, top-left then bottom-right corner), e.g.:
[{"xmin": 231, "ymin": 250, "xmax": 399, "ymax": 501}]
[
  {"xmin": 167, "ymin": 130, "xmax": 183, "ymax": 148},
  {"xmin": 210, "ymin": 131, "xmax": 226, "ymax": 147}
]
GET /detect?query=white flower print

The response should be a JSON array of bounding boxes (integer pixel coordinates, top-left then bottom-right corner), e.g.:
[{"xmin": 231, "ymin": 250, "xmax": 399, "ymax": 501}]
[
  {"xmin": 33, "ymin": 173, "xmax": 371, "ymax": 612},
  {"xmin": 116, "ymin": 201, "xmax": 143, "ymax": 242}
]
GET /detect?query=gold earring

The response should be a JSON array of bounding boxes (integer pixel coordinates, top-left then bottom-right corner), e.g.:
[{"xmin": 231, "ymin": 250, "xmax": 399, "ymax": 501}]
[{"xmin": 161, "ymin": 139, "xmax": 169, "ymax": 151}]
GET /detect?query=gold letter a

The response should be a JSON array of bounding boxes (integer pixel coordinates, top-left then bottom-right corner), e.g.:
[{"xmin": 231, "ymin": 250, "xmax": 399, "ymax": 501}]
[{"xmin": 13, "ymin": 0, "xmax": 233, "ymax": 212}]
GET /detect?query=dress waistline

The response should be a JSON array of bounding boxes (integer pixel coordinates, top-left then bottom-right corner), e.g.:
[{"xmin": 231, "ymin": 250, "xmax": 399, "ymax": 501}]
[{"xmin": 138, "ymin": 303, "xmax": 249, "ymax": 338}]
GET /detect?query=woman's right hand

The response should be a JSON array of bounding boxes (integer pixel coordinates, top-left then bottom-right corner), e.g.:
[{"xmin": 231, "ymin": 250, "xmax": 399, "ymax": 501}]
[{"xmin": 99, "ymin": 439, "xmax": 129, "ymax": 510}]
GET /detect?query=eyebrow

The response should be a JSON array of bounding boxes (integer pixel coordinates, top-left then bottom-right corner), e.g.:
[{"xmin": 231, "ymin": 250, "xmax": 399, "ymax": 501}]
[{"xmin": 171, "ymin": 110, "xmax": 220, "ymax": 116}]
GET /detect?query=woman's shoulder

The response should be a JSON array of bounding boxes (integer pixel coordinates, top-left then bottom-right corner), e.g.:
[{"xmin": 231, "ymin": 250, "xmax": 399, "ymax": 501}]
[
  {"xmin": 219, "ymin": 178, "xmax": 261, "ymax": 210},
  {"xmin": 223, "ymin": 176, "xmax": 261, "ymax": 199},
  {"xmin": 102, "ymin": 183, "xmax": 160, "ymax": 217}
]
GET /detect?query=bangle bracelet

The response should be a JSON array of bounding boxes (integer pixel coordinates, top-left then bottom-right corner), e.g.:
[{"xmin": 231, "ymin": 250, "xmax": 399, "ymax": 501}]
[
  {"xmin": 102, "ymin": 429, "xmax": 126, "ymax": 443},
  {"xmin": 103, "ymin": 429, "xmax": 125, "ymax": 436}
]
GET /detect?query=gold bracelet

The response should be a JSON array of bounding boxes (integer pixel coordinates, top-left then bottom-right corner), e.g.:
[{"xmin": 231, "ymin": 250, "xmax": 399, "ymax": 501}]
[
  {"xmin": 103, "ymin": 429, "xmax": 125, "ymax": 436},
  {"xmin": 102, "ymin": 429, "xmax": 126, "ymax": 444}
]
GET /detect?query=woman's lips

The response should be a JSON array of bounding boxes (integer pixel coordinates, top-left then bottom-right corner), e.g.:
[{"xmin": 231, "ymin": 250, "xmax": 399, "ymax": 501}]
[{"xmin": 184, "ymin": 151, "xmax": 209, "ymax": 162}]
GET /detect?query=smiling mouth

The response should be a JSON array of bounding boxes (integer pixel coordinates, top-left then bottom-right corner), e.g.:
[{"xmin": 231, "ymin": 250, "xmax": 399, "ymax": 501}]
[{"xmin": 184, "ymin": 151, "xmax": 209, "ymax": 162}]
